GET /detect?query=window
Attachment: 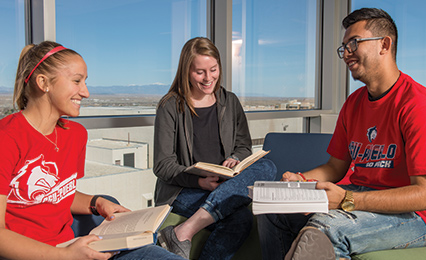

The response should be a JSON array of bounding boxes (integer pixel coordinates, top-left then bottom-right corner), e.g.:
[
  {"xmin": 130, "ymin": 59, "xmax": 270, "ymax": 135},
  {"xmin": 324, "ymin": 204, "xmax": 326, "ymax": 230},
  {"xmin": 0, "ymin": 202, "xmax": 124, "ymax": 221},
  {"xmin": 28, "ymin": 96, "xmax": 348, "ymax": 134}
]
[
  {"xmin": 0, "ymin": 0, "xmax": 26, "ymax": 118},
  {"xmin": 232, "ymin": 0, "xmax": 319, "ymax": 111},
  {"xmin": 349, "ymin": 0, "xmax": 426, "ymax": 93},
  {"xmin": 56, "ymin": 0, "xmax": 207, "ymax": 116},
  {"xmin": 123, "ymin": 153, "xmax": 135, "ymax": 168}
]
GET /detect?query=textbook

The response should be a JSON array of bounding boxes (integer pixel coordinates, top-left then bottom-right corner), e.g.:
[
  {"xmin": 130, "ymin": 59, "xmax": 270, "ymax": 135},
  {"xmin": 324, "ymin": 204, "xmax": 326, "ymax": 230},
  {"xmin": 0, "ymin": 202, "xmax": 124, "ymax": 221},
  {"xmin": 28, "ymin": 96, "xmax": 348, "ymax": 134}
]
[
  {"xmin": 57, "ymin": 205, "xmax": 171, "ymax": 252},
  {"xmin": 185, "ymin": 149, "xmax": 270, "ymax": 179},
  {"xmin": 249, "ymin": 181, "xmax": 328, "ymax": 215}
]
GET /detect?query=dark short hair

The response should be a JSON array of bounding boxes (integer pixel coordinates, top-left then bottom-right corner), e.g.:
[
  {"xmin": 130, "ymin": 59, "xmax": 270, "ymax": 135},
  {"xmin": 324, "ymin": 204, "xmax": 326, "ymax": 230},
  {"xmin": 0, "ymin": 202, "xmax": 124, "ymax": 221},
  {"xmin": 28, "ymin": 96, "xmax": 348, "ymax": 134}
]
[{"xmin": 343, "ymin": 8, "xmax": 398, "ymax": 60}]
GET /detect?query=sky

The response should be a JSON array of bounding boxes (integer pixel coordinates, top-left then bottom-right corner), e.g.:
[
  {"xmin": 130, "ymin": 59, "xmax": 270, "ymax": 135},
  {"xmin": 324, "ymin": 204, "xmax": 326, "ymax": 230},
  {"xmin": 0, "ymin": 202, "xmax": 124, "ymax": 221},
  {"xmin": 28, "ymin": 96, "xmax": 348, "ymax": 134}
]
[
  {"xmin": 1, "ymin": 0, "xmax": 426, "ymax": 98},
  {"xmin": 350, "ymin": 0, "xmax": 426, "ymax": 92}
]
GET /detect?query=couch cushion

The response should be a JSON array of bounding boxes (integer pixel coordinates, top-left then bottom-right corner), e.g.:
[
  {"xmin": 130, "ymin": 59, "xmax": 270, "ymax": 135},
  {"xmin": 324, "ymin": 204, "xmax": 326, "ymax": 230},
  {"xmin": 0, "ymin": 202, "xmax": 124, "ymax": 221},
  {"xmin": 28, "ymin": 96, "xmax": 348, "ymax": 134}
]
[{"xmin": 352, "ymin": 247, "xmax": 426, "ymax": 259}]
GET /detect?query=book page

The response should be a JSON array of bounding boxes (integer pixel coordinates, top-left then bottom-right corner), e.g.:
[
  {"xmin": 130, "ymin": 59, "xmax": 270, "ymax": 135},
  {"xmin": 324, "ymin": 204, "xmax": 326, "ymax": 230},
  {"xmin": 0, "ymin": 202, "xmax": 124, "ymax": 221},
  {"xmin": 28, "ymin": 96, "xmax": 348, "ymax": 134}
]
[
  {"xmin": 194, "ymin": 163, "xmax": 234, "ymax": 176},
  {"xmin": 90, "ymin": 205, "xmax": 170, "ymax": 236},
  {"xmin": 255, "ymin": 181, "xmax": 317, "ymax": 189},
  {"xmin": 253, "ymin": 186, "xmax": 327, "ymax": 203},
  {"xmin": 234, "ymin": 150, "xmax": 269, "ymax": 173}
]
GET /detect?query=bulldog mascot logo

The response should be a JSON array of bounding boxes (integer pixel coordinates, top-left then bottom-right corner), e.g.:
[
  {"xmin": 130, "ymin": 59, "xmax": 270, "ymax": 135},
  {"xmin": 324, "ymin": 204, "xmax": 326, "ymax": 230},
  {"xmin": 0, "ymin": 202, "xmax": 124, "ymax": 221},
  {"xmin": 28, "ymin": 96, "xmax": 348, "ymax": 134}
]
[{"xmin": 8, "ymin": 154, "xmax": 77, "ymax": 205}]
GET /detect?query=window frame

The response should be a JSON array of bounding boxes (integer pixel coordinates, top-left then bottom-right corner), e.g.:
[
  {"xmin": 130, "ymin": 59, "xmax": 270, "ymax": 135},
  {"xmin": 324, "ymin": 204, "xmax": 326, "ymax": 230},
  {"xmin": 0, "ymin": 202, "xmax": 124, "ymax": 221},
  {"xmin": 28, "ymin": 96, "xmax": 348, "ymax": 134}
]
[{"xmin": 26, "ymin": 0, "xmax": 350, "ymax": 133}]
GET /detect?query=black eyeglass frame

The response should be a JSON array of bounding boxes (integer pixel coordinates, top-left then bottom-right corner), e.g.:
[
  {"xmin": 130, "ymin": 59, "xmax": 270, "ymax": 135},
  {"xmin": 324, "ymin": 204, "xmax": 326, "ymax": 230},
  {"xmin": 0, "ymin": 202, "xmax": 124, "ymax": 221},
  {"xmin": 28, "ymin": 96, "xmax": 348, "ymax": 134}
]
[{"xmin": 337, "ymin": 37, "xmax": 385, "ymax": 59}]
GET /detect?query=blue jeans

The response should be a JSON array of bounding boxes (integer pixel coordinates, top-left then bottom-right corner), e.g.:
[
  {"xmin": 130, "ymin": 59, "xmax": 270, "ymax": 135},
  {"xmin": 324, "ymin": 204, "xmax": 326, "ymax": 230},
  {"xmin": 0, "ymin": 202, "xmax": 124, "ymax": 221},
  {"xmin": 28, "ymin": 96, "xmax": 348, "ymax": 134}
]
[
  {"xmin": 172, "ymin": 158, "xmax": 277, "ymax": 260},
  {"xmin": 257, "ymin": 185, "xmax": 426, "ymax": 259},
  {"xmin": 112, "ymin": 245, "xmax": 185, "ymax": 259}
]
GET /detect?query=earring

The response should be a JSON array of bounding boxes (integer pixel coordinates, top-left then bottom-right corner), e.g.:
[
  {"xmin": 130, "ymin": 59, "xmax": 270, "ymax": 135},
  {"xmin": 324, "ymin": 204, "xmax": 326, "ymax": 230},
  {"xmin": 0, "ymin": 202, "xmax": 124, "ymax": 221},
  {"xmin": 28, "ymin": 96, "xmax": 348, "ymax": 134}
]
[{"xmin": 45, "ymin": 88, "xmax": 49, "ymax": 93}]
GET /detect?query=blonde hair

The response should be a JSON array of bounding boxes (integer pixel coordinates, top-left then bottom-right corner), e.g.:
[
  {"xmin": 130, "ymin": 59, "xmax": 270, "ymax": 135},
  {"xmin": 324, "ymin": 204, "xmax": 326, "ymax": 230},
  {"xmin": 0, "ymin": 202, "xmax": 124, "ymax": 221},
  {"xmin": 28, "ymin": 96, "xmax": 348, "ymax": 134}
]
[
  {"xmin": 160, "ymin": 37, "xmax": 223, "ymax": 115},
  {"xmin": 14, "ymin": 41, "xmax": 80, "ymax": 110}
]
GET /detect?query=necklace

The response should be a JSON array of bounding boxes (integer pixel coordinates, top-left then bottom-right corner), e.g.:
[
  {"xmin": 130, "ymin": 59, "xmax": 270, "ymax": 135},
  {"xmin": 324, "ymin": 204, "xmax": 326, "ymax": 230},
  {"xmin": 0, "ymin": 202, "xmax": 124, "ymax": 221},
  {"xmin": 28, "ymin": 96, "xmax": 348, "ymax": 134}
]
[{"xmin": 22, "ymin": 112, "xmax": 59, "ymax": 152}]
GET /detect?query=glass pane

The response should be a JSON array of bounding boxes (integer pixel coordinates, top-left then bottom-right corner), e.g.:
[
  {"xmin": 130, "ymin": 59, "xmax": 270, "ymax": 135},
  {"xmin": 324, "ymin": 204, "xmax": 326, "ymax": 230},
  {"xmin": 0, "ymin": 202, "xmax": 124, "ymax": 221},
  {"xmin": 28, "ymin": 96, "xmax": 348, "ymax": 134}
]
[
  {"xmin": 232, "ymin": 0, "xmax": 318, "ymax": 111},
  {"xmin": 0, "ymin": 0, "xmax": 26, "ymax": 118},
  {"xmin": 349, "ymin": 0, "xmax": 426, "ymax": 93},
  {"xmin": 56, "ymin": 0, "xmax": 206, "ymax": 116}
]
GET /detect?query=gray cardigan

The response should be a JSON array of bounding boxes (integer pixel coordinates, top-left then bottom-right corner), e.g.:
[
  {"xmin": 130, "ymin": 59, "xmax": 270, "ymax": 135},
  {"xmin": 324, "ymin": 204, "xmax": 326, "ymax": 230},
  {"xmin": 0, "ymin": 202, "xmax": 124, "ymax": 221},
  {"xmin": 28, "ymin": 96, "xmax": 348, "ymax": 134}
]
[{"xmin": 153, "ymin": 87, "xmax": 252, "ymax": 206}]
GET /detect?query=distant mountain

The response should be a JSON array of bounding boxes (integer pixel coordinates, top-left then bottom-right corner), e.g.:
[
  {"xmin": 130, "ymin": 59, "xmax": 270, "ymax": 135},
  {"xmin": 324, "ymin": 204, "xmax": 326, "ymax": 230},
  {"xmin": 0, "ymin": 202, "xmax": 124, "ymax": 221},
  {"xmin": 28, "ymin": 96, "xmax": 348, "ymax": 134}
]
[
  {"xmin": 88, "ymin": 84, "xmax": 170, "ymax": 95},
  {"xmin": 0, "ymin": 84, "xmax": 171, "ymax": 95},
  {"xmin": 0, "ymin": 86, "xmax": 13, "ymax": 94}
]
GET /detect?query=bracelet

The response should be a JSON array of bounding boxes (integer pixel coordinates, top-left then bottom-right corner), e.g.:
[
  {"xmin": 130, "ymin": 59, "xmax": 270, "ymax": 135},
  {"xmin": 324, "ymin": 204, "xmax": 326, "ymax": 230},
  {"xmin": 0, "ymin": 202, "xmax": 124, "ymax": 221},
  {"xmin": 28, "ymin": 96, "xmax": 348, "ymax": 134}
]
[
  {"xmin": 90, "ymin": 195, "xmax": 101, "ymax": 216},
  {"xmin": 297, "ymin": 172, "xmax": 307, "ymax": 181},
  {"xmin": 227, "ymin": 155, "xmax": 240, "ymax": 161},
  {"xmin": 297, "ymin": 172, "xmax": 318, "ymax": 182}
]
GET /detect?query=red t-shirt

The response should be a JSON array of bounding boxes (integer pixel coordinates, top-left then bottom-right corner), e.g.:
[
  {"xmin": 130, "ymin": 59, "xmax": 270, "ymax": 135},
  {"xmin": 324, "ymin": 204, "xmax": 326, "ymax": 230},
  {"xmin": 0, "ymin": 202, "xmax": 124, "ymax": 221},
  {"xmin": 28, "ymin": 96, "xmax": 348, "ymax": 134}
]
[
  {"xmin": 328, "ymin": 72, "xmax": 426, "ymax": 222},
  {"xmin": 0, "ymin": 112, "xmax": 87, "ymax": 246}
]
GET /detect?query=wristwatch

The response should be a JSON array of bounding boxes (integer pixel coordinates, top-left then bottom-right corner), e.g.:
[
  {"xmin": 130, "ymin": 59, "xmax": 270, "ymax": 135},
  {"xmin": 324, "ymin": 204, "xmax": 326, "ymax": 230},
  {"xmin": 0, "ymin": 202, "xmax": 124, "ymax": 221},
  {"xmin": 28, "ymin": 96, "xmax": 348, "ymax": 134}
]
[
  {"xmin": 340, "ymin": 191, "xmax": 355, "ymax": 212},
  {"xmin": 90, "ymin": 195, "xmax": 101, "ymax": 216}
]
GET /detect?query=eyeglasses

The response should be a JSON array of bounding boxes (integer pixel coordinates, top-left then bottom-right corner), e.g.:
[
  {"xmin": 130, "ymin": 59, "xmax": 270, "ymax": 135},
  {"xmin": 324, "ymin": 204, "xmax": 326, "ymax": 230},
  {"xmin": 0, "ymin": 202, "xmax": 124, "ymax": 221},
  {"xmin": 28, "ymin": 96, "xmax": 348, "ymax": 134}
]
[{"xmin": 337, "ymin": 37, "xmax": 384, "ymax": 59}]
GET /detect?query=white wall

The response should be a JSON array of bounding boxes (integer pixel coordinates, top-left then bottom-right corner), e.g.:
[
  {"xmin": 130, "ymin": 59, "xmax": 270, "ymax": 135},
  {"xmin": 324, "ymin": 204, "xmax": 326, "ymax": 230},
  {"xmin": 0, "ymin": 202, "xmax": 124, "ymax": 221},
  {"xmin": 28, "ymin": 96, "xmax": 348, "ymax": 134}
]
[{"xmin": 78, "ymin": 167, "xmax": 157, "ymax": 211}]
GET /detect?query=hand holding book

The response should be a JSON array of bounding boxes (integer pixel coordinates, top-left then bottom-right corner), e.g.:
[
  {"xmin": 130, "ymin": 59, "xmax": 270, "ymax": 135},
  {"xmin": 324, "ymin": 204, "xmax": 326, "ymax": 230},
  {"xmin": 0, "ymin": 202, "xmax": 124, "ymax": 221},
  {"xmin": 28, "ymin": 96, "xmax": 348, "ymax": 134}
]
[
  {"xmin": 249, "ymin": 181, "xmax": 328, "ymax": 215},
  {"xmin": 57, "ymin": 205, "xmax": 172, "ymax": 252},
  {"xmin": 281, "ymin": 171, "xmax": 317, "ymax": 182},
  {"xmin": 185, "ymin": 149, "xmax": 270, "ymax": 179}
]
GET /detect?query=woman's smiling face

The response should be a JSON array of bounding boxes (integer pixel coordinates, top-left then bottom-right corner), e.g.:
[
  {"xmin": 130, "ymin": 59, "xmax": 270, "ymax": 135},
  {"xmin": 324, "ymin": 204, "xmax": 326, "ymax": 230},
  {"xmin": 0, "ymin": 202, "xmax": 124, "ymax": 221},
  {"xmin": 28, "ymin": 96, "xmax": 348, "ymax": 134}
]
[
  {"xmin": 189, "ymin": 54, "xmax": 219, "ymax": 98},
  {"xmin": 48, "ymin": 54, "xmax": 89, "ymax": 118}
]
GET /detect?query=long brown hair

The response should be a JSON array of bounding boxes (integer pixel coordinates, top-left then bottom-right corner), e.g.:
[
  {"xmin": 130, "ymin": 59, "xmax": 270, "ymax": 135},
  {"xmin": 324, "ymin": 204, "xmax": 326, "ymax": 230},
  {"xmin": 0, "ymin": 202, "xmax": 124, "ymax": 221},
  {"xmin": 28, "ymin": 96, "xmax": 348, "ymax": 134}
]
[{"xmin": 159, "ymin": 37, "xmax": 223, "ymax": 115}]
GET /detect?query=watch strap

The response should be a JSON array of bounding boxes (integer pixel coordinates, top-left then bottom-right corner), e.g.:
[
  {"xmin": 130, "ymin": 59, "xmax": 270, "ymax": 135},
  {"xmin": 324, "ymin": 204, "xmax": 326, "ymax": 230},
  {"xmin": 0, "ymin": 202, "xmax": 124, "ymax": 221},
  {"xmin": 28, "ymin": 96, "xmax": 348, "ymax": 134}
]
[{"xmin": 90, "ymin": 195, "xmax": 101, "ymax": 216}]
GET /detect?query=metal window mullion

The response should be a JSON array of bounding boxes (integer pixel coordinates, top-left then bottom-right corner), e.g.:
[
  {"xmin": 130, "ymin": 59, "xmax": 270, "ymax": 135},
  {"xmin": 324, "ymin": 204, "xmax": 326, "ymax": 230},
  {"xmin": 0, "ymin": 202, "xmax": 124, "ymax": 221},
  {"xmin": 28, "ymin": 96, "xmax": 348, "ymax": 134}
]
[{"xmin": 27, "ymin": 0, "xmax": 56, "ymax": 44}]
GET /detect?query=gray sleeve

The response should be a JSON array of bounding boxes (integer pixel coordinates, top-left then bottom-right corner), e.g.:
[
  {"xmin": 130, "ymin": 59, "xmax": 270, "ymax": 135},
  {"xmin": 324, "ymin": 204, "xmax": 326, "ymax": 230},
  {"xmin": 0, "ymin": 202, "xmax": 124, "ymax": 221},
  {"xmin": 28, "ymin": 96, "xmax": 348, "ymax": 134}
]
[
  {"xmin": 232, "ymin": 96, "xmax": 252, "ymax": 161},
  {"xmin": 153, "ymin": 101, "xmax": 200, "ymax": 188}
]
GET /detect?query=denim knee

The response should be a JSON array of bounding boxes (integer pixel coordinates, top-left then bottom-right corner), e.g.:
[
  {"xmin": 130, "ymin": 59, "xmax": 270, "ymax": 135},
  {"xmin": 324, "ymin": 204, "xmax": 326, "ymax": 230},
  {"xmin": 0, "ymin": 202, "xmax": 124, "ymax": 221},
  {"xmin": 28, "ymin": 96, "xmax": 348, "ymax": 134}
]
[
  {"xmin": 252, "ymin": 158, "xmax": 277, "ymax": 181},
  {"xmin": 306, "ymin": 211, "xmax": 349, "ymax": 255}
]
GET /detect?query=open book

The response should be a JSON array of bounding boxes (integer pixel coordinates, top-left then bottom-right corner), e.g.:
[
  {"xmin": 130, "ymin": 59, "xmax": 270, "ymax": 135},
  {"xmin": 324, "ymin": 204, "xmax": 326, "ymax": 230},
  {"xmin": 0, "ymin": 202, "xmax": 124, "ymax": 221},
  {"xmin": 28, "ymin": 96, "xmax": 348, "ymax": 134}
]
[
  {"xmin": 57, "ymin": 205, "xmax": 171, "ymax": 252},
  {"xmin": 249, "ymin": 181, "xmax": 328, "ymax": 215},
  {"xmin": 185, "ymin": 149, "xmax": 270, "ymax": 179}
]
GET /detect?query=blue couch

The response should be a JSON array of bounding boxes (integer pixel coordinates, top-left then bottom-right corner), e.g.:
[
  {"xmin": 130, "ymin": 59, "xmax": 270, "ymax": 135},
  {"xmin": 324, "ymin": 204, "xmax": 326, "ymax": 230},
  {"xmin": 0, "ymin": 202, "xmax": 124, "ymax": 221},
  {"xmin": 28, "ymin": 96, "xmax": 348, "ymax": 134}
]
[{"xmin": 160, "ymin": 132, "xmax": 426, "ymax": 259}]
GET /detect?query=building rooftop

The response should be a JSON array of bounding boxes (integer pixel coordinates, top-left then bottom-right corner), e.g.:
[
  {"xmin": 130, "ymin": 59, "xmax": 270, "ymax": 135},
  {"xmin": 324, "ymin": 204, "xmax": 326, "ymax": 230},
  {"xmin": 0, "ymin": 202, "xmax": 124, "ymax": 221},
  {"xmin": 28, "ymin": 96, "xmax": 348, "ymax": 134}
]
[
  {"xmin": 84, "ymin": 160, "xmax": 142, "ymax": 178},
  {"xmin": 87, "ymin": 138, "xmax": 147, "ymax": 150}
]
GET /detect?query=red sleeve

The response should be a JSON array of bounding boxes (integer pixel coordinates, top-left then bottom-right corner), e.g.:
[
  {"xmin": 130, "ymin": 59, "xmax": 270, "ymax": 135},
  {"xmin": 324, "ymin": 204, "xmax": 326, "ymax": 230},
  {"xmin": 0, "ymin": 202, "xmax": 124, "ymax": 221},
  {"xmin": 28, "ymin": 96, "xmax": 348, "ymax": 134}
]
[
  {"xmin": 327, "ymin": 102, "xmax": 351, "ymax": 162},
  {"xmin": 400, "ymin": 100, "xmax": 426, "ymax": 176},
  {"xmin": 0, "ymin": 131, "xmax": 20, "ymax": 195},
  {"xmin": 73, "ymin": 122, "xmax": 87, "ymax": 179}
]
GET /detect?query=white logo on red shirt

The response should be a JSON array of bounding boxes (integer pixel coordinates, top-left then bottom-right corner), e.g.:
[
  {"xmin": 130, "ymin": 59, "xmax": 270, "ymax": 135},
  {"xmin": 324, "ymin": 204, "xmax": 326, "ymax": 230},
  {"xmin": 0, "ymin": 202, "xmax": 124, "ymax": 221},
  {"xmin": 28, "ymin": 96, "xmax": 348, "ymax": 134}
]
[
  {"xmin": 367, "ymin": 126, "xmax": 378, "ymax": 143},
  {"xmin": 8, "ymin": 154, "xmax": 77, "ymax": 205}
]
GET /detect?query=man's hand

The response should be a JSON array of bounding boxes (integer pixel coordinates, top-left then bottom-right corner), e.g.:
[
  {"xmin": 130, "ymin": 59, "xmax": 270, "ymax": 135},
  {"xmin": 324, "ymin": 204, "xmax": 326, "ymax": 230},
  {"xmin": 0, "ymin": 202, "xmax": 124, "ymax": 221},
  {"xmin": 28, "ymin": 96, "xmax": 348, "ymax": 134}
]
[
  {"xmin": 316, "ymin": 182, "xmax": 346, "ymax": 210},
  {"xmin": 281, "ymin": 171, "xmax": 305, "ymax": 181}
]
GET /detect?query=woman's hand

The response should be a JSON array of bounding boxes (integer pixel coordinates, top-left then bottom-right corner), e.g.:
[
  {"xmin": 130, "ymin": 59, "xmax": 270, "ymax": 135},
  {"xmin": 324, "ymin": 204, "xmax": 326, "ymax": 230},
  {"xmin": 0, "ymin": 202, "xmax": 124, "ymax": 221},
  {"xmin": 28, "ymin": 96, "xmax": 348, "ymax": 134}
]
[
  {"xmin": 222, "ymin": 158, "xmax": 239, "ymax": 168},
  {"xmin": 63, "ymin": 235, "xmax": 118, "ymax": 260},
  {"xmin": 198, "ymin": 176, "xmax": 222, "ymax": 191},
  {"xmin": 281, "ymin": 171, "xmax": 304, "ymax": 181},
  {"xmin": 95, "ymin": 197, "xmax": 130, "ymax": 221}
]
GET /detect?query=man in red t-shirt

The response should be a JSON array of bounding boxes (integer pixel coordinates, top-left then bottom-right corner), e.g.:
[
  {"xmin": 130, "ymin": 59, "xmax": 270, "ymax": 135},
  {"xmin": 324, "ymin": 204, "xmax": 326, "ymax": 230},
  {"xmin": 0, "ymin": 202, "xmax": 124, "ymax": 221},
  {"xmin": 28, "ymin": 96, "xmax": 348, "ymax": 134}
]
[{"xmin": 258, "ymin": 8, "xmax": 426, "ymax": 260}]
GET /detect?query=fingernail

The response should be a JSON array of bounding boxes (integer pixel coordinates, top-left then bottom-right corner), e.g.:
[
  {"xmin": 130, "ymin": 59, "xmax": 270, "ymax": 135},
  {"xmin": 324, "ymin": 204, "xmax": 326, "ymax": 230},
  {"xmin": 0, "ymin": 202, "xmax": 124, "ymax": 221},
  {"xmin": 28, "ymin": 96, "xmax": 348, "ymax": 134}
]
[{"xmin": 98, "ymin": 236, "xmax": 103, "ymax": 239}]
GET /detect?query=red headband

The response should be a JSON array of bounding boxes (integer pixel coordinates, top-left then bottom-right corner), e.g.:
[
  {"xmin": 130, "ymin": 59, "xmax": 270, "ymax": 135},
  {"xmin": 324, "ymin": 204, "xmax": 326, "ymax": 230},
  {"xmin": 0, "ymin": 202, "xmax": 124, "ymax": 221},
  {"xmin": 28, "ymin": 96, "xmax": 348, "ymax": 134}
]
[{"xmin": 25, "ymin": 46, "xmax": 68, "ymax": 84}]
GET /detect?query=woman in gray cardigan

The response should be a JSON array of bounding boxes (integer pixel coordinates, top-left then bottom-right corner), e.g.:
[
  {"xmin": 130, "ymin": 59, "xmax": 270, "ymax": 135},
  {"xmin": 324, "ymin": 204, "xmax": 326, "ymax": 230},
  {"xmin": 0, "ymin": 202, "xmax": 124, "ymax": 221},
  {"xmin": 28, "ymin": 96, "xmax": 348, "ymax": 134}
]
[{"xmin": 154, "ymin": 37, "xmax": 276, "ymax": 260}]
